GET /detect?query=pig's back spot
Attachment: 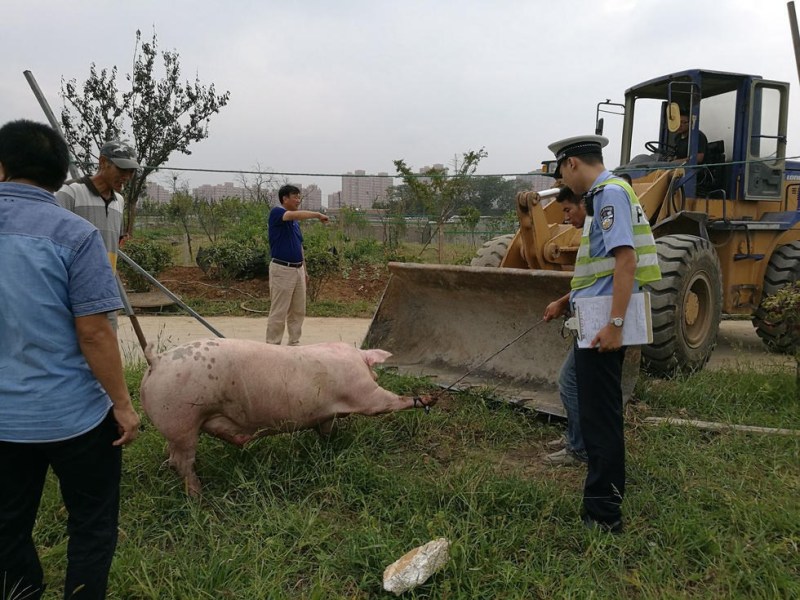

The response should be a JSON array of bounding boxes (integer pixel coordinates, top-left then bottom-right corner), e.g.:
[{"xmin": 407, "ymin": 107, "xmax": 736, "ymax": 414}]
[
  {"xmin": 210, "ymin": 357, "xmax": 216, "ymax": 363},
  {"xmin": 207, "ymin": 363, "xmax": 213, "ymax": 370},
  {"xmin": 170, "ymin": 347, "xmax": 194, "ymax": 361},
  {"xmin": 192, "ymin": 341, "xmax": 202, "ymax": 348}
]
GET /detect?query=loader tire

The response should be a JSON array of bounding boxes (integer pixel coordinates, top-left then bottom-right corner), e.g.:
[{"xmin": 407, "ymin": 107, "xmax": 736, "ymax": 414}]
[
  {"xmin": 471, "ymin": 234, "xmax": 514, "ymax": 267},
  {"xmin": 753, "ymin": 241, "xmax": 800, "ymax": 353},
  {"xmin": 642, "ymin": 234, "xmax": 722, "ymax": 377}
]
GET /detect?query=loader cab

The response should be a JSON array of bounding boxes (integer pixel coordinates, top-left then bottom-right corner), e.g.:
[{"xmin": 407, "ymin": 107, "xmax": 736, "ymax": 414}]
[{"xmin": 618, "ymin": 69, "xmax": 789, "ymax": 207}]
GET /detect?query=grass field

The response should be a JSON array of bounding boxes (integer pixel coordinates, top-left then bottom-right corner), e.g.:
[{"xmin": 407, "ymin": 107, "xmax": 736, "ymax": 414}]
[{"xmin": 29, "ymin": 363, "xmax": 799, "ymax": 599}]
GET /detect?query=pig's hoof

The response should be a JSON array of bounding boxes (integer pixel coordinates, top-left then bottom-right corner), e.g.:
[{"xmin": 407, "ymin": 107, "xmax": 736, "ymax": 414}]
[{"xmin": 413, "ymin": 396, "xmax": 433, "ymax": 414}]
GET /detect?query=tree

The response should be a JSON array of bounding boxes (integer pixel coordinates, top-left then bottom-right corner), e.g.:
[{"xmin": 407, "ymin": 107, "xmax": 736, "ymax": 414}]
[
  {"xmin": 394, "ymin": 149, "xmax": 487, "ymax": 262},
  {"xmin": 60, "ymin": 29, "xmax": 230, "ymax": 235},
  {"xmin": 465, "ymin": 175, "xmax": 518, "ymax": 214},
  {"xmin": 458, "ymin": 205, "xmax": 481, "ymax": 247},
  {"xmin": 237, "ymin": 162, "xmax": 280, "ymax": 204},
  {"xmin": 167, "ymin": 189, "xmax": 195, "ymax": 262}
]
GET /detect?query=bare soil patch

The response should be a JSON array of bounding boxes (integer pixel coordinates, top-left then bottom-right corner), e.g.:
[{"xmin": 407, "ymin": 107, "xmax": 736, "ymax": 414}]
[{"xmin": 151, "ymin": 263, "xmax": 390, "ymax": 304}]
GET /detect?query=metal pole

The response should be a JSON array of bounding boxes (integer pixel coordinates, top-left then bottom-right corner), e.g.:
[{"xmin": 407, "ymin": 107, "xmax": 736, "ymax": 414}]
[
  {"xmin": 118, "ymin": 250, "xmax": 225, "ymax": 338},
  {"xmin": 117, "ymin": 274, "xmax": 148, "ymax": 349},
  {"xmin": 789, "ymin": 2, "xmax": 800, "ymax": 87},
  {"xmin": 23, "ymin": 70, "xmax": 81, "ymax": 181}
]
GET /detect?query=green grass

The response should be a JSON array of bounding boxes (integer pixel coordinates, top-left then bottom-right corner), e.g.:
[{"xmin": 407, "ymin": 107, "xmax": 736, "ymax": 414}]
[{"xmin": 32, "ymin": 366, "xmax": 799, "ymax": 598}]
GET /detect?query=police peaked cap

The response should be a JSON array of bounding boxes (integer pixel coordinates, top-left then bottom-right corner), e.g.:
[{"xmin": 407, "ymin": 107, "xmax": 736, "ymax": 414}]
[{"xmin": 548, "ymin": 135, "xmax": 608, "ymax": 178}]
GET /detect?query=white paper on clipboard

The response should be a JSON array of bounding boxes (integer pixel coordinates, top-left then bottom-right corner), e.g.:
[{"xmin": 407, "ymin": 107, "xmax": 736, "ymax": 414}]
[{"xmin": 572, "ymin": 292, "xmax": 653, "ymax": 348}]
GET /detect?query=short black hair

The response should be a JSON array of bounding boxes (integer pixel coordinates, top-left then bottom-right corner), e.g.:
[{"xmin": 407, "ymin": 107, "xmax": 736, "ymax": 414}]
[
  {"xmin": 278, "ymin": 184, "xmax": 301, "ymax": 203},
  {"xmin": 575, "ymin": 153, "xmax": 604, "ymax": 168},
  {"xmin": 555, "ymin": 186, "xmax": 580, "ymax": 205},
  {"xmin": 0, "ymin": 120, "xmax": 70, "ymax": 191}
]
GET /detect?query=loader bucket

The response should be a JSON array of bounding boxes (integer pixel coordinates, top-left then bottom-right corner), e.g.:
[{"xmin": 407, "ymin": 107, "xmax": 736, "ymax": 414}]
[{"xmin": 364, "ymin": 262, "xmax": 640, "ymax": 417}]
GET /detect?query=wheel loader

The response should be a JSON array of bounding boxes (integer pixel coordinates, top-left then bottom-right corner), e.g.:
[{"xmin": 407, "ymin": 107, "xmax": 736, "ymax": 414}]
[{"xmin": 365, "ymin": 69, "xmax": 800, "ymax": 416}]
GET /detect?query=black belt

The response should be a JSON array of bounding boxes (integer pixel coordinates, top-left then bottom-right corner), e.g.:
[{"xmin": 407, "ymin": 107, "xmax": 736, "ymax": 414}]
[{"xmin": 271, "ymin": 258, "xmax": 303, "ymax": 268}]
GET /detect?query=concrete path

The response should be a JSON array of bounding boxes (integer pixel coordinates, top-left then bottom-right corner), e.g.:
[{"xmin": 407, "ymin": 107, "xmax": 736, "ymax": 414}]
[
  {"xmin": 117, "ymin": 316, "xmax": 370, "ymax": 364},
  {"xmin": 117, "ymin": 315, "xmax": 794, "ymax": 371}
]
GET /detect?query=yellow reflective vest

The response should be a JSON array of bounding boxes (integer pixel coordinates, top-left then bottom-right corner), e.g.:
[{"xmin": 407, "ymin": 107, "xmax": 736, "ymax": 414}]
[{"xmin": 571, "ymin": 178, "xmax": 661, "ymax": 291}]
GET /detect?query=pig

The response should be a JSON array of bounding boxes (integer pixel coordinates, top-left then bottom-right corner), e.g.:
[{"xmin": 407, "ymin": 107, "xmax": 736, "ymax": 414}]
[{"xmin": 140, "ymin": 339, "xmax": 435, "ymax": 495}]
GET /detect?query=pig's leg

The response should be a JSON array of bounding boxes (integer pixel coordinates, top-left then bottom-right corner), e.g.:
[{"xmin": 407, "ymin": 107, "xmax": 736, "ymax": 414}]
[
  {"xmin": 202, "ymin": 416, "xmax": 254, "ymax": 447},
  {"xmin": 352, "ymin": 388, "xmax": 436, "ymax": 415},
  {"xmin": 315, "ymin": 418, "xmax": 335, "ymax": 437},
  {"xmin": 167, "ymin": 437, "xmax": 202, "ymax": 496}
]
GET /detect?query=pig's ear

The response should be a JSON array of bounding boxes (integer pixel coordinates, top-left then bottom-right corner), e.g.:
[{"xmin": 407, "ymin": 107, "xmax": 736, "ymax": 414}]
[{"xmin": 361, "ymin": 348, "xmax": 392, "ymax": 367}]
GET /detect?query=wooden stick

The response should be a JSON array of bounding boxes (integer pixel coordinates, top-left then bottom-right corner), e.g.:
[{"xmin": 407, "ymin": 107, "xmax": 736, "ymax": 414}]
[{"xmin": 643, "ymin": 417, "xmax": 800, "ymax": 437}]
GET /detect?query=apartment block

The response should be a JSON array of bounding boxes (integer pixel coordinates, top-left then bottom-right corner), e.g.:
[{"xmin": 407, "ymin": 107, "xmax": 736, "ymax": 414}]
[
  {"xmin": 193, "ymin": 181, "xmax": 247, "ymax": 202},
  {"xmin": 339, "ymin": 170, "xmax": 392, "ymax": 210},
  {"xmin": 144, "ymin": 181, "xmax": 172, "ymax": 203}
]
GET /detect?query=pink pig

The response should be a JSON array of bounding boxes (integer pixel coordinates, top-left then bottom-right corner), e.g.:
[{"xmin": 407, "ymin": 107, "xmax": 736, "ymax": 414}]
[{"xmin": 140, "ymin": 339, "xmax": 435, "ymax": 495}]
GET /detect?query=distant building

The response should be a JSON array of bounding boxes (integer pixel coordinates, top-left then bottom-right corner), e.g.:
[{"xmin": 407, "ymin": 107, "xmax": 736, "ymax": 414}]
[
  {"xmin": 417, "ymin": 164, "xmax": 447, "ymax": 184},
  {"xmin": 145, "ymin": 181, "xmax": 172, "ymax": 203},
  {"xmin": 340, "ymin": 169, "xmax": 392, "ymax": 209},
  {"xmin": 193, "ymin": 181, "xmax": 247, "ymax": 202},
  {"xmin": 261, "ymin": 183, "xmax": 323, "ymax": 210},
  {"xmin": 301, "ymin": 184, "xmax": 323, "ymax": 211}
]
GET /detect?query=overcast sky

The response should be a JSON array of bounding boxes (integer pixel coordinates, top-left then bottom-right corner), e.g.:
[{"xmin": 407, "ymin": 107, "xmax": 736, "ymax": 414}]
[{"xmin": 3, "ymin": 0, "xmax": 800, "ymax": 201}]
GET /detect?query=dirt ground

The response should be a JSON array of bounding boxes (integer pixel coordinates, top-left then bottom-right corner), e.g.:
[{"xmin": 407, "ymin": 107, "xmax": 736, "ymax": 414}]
[{"xmin": 152, "ymin": 264, "xmax": 389, "ymax": 306}]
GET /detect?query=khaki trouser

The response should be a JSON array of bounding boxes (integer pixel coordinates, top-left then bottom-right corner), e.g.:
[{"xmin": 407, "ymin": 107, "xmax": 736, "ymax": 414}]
[{"xmin": 266, "ymin": 262, "xmax": 307, "ymax": 345}]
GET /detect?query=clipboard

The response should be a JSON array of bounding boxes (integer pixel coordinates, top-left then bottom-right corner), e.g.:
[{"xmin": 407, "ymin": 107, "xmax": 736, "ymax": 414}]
[{"xmin": 570, "ymin": 292, "xmax": 653, "ymax": 348}]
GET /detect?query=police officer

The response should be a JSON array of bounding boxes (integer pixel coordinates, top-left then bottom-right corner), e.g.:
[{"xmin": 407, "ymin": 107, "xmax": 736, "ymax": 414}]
[{"xmin": 548, "ymin": 135, "xmax": 660, "ymax": 532}]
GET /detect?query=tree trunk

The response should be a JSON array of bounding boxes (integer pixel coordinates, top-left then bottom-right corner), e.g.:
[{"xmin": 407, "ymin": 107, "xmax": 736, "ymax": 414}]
[{"xmin": 124, "ymin": 197, "xmax": 138, "ymax": 237}]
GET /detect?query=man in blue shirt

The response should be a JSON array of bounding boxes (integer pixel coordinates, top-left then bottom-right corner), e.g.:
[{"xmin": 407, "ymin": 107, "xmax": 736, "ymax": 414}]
[
  {"xmin": 266, "ymin": 184, "xmax": 329, "ymax": 345},
  {"xmin": 0, "ymin": 120, "xmax": 140, "ymax": 599},
  {"xmin": 543, "ymin": 186, "xmax": 589, "ymax": 467},
  {"xmin": 548, "ymin": 134, "xmax": 660, "ymax": 533}
]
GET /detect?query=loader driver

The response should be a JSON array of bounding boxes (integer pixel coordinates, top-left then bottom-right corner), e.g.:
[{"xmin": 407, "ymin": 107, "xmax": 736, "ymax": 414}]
[
  {"xmin": 543, "ymin": 186, "xmax": 588, "ymax": 467},
  {"xmin": 671, "ymin": 113, "xmax": 707, "ymax": 164},
  {"xmin": 548, "ymin": 134, "xmax": 661, "ymax": 533}
]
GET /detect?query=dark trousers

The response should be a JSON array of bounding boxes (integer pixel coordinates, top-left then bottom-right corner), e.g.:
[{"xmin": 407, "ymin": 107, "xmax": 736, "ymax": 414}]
[
  {"xmin": 0, "ymin": 410, "xmax": 122, "ymax": 600},
  {"xmin": 575, "ymin": 345, "xmax": 626, "ymax": 524}
]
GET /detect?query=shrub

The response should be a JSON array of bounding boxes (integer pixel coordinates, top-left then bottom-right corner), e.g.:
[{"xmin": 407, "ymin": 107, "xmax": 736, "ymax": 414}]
[
  {"xmin": 762, "ymin": 281, "xmax": 800, "ymax": 399},
  {"xmin": 762, "ymin": 281, "xmax": 800, "ymax": 328},
  {"xmin": 305, "ymin": 247, "xmax": 340, "ymax": 302},
  {"xmin": 119, "ymin": 238, "xmax": 174, "ymax": 292},
  {"xmin": 196, "ymin": 240, "xmax": 269, "ymax": 281},
  {"xmin": 343, "ymin": 238, "xmax": 383, "ymax": 264}
]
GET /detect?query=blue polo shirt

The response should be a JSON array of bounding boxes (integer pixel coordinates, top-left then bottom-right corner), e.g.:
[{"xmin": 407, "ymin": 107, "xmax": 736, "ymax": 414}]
[
  {"xmin": 0, "ymin": 182, "xmax": 123, "ymax": 442},
  {"xmin": 268, "ymin": 206, "xmax": 304, "ymax": 263},
  {"xmin": 570, "ymin": 171, "xmax": 638, "ymax": 302}
]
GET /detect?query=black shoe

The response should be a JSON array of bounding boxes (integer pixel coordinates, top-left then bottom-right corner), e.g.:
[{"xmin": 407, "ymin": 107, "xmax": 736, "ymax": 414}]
[{"xmin": 582, "ymin": 514, "xmax": 624, "ymax": 534}]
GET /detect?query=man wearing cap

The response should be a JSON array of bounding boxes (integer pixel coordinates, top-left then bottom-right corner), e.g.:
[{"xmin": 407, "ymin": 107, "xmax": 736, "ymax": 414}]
[
  {"xmin": 56, "ymin": 141, "xmax": 139, "ymax": 329},
  {"xmin": 548, "ymin": 135, "xmax": 660, "ymax": 533}
]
